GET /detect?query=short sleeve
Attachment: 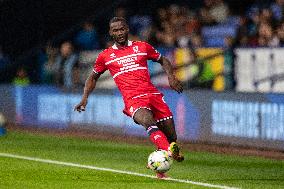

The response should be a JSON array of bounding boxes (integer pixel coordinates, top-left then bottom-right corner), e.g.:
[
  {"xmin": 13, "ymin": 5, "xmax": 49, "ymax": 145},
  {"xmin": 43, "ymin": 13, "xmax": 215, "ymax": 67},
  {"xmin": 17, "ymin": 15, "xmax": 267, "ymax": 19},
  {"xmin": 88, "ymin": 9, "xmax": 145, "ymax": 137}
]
[
  {"xmin": 93, "ymin": 53, "xmax": 107, "ymax": 74},
  {"xmin": 145, "ymin": 42, "xmax": 161, "ymax": 61}
]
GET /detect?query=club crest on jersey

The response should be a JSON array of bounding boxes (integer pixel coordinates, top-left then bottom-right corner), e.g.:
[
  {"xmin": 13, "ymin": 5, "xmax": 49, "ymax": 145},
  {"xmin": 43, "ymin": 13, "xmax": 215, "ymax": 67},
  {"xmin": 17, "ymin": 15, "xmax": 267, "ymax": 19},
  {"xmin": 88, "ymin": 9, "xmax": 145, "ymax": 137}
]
[
  {"xmin": 110, "ymin": 53, "xmax": 116, "ymax": 59},
  {"xmin": 133, "ymin": 46, "xmax": 139, "ymax": 53}
]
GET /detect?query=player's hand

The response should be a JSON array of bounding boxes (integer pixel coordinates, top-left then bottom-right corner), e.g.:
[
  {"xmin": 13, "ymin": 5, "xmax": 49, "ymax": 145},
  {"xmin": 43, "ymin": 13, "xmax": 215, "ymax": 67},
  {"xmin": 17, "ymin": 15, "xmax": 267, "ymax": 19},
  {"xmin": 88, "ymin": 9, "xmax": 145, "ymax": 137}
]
[
  {"xmin": 168, "ymin": 75, "xmax": 183, "ymax": 93},
  {"xmin": 74, "ymin": 99, "xmax": 88, "ymax": 112}
]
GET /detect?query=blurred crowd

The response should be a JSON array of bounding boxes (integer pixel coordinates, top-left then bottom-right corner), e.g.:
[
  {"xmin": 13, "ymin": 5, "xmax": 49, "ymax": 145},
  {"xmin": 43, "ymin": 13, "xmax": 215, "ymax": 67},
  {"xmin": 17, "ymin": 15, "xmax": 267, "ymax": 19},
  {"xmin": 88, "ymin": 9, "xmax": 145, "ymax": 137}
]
[
  {"xmin": 236, "ymin": 0, "xmax": 284, "ymax": 47},
  {"xmin": 126, "ymin": 0, "xmax": 284, "ymax": 49},
  {"xmin": 0, "ymin": 0, "xmax": 283, "ymax": 90}
]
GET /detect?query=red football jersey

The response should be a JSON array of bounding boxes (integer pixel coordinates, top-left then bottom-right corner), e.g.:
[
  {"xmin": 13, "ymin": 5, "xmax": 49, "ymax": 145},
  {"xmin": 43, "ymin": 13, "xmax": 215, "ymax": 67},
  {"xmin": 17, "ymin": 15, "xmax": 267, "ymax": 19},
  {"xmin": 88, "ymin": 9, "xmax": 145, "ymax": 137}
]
[{"xmin": 93, "ymin": 41, "xmax": 162, "ymax": 101}]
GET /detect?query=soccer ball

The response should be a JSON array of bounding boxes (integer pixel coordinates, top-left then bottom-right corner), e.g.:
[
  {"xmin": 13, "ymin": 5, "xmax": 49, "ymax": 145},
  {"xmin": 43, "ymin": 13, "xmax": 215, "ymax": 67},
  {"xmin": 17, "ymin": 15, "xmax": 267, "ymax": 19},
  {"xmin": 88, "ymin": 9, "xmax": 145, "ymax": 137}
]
[{"xmin": 147, "ymin": 150, "xmax": 173, "ymax": 173}]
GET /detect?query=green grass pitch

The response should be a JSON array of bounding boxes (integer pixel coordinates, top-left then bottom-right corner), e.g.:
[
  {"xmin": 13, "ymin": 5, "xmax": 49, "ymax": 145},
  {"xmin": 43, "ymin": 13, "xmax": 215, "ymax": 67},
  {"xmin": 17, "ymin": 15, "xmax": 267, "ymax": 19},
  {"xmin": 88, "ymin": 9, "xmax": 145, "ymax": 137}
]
[{"xmin": 0, "ymin": 131, "xmax": 283, "ymax": 189}]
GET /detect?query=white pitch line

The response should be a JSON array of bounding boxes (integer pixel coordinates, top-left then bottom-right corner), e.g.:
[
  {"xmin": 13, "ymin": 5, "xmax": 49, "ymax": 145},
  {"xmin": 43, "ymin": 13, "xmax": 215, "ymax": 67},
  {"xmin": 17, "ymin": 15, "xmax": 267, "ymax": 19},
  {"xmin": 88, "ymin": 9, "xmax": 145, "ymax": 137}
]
[{"xmin": 0, "ymin": 152, "xmax": 239, "ymax": 189}]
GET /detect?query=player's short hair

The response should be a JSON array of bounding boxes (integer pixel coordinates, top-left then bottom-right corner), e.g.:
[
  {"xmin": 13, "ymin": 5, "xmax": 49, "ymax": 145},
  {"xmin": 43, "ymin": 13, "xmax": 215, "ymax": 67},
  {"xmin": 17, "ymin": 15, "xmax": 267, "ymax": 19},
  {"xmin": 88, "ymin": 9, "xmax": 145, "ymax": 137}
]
[{"xmin": 109, "ymin": 17, "xmax": 127, "ymax": 26}]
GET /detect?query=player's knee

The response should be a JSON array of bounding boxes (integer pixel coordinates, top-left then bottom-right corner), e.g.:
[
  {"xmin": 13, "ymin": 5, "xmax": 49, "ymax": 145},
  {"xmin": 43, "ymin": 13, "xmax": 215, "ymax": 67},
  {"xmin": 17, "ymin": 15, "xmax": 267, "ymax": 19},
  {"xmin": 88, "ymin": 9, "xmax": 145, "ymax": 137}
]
[
  {"xmin": 140, "ymin": 117, "xmax": 156, "ymax": 128},
  {"xmin": 134, "ymin": 109, "xmax": 156, "ymax": 128}
]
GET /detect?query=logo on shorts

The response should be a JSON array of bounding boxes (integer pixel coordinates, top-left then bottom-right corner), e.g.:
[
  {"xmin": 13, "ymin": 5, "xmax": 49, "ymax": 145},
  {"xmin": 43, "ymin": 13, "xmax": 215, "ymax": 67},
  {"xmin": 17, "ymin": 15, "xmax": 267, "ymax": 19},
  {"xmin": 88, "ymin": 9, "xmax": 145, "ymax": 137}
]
[
  {"xmin": 162, "ymin": 96, "xmax": 166, "ymax": 103},
  {"xmin": 130, "ymin": 106, "xmax": 134, "ymax": 113}
]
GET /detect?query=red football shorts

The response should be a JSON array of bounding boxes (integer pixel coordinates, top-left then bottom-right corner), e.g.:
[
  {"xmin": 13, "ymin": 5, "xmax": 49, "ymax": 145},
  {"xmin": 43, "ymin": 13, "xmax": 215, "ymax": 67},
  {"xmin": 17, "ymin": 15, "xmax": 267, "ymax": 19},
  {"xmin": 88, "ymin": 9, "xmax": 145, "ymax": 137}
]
[{"xmin": 123, "ymin": 93, "xmax": 173, "ymax": 122}]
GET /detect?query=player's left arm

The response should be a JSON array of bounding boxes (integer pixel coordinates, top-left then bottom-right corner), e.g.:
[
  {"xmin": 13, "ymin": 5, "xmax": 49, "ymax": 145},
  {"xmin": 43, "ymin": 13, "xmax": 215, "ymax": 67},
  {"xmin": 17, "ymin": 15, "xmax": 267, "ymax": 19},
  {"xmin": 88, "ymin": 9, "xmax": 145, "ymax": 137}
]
[{"xmin": 157, "ymin": 56, "xmax": 183, "ymax": 93}]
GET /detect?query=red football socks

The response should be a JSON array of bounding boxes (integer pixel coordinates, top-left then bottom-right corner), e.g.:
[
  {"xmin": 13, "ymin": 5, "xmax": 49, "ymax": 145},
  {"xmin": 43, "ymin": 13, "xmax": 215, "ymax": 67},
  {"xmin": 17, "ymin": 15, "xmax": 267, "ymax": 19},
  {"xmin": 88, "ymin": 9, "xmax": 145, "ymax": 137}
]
[{"xmin": 147, "ymin": 126, "xmax": 169, "ymax": 150}]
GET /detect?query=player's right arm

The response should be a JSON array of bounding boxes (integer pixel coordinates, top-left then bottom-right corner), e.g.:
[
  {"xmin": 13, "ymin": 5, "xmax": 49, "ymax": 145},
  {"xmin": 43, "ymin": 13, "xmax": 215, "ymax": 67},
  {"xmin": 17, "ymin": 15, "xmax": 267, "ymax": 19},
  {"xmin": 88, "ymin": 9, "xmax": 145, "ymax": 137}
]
[
  {"xmin": 74, "ymin": 72, "xmax": 101, "ymax": 112},
  {"xmin": 74, "ymin": 52, "xmax": 107, "ymax": 112},
  {"xmin": 144, "ymin": 42, "xmax": 183, "ymax": 93}
]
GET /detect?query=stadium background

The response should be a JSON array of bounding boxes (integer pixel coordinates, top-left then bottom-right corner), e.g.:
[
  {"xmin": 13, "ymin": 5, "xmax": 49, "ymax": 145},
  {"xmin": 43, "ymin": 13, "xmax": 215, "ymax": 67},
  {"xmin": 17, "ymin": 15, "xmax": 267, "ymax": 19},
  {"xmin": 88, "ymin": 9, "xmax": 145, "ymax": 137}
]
[{"xmin": 0, "ymin": 0, "xmax": 284, "ymax": 188}]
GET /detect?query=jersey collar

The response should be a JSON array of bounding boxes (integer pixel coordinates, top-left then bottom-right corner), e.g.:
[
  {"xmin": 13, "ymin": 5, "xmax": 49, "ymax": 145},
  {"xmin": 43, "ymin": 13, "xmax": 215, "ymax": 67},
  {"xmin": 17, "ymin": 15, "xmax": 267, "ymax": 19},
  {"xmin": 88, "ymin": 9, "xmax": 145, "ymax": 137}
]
[{"xmin": 112, "ymin": 40, "xmax": 132, "ymax": 49}]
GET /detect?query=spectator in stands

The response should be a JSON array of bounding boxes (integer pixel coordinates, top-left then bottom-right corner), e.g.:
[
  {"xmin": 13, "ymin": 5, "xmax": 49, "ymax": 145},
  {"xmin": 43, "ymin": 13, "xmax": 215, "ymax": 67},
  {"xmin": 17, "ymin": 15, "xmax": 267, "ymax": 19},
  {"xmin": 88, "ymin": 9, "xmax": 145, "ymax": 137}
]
[
  {"xmin": 258, "ymin": 22, "xmax": 279, "ymax": 47},
  {"xmin": 235, "ymin": 16, "xmax": 250, "ymax": 47},
  {"xmin": 157, "ymin": 21, "xmax": 176, "ymax": 47},
  {"xmin": 41, "ymin": 42, "xmax": 58, "ymax": 84},
  {"xmin": 139, "ymin": 25, "xmax": 159, "ymax": 46},
  {"xmin": 13, "ymin": 66, "xmax": 30, "ymax": 86},
  {"xmin": 247, "ymin": 9, "xmax": 260, "ymax": 37},
  {"xmin": 155, "ymin": 8, "xmax": 174, "ymax": 47},
  {"xmin": 155, "ymin": 4, "xmax": 192, "ymax": 48},
  {"xmin": 129, "ymin": 14, "xmax": 152, "ymax": 39},
  {"xmin": 74, "ymin": 20, "xmax": 99, "ymax": 51},
  {"xmin": 270, "ymin": 0, "xmax": 284, "ymax": 22},
  {"xmin": 155, "ymin": 7, "xmax": 169, "ymax": 30},
  {"xmin": 246, "ymin": 10, "xmax": 261, "ymax": 47},
  {"xmin": 169, "ymin": 5, "xmax": 188, "ymax": 35},
  {"xmin": 199, "ymin": 0, "xmax": 216, "ymax": 26},
  {"xmin": 185, "ymin": 11, "xmax": 201, "ymax": 35},
  {"xmin": 208, "ymin": 0, "xmax": 230, "ymax": 23},
  {"xmin": 174, "ymin": 6, "xmax": 192, "ymax": 48},
  {"xmin": 260, "ymin": 8, "xmax": 277, "ymax": 27},
  {"xmin": 176, "ymin": 35, "xmax": 191, "ymax": 48},
  {"xmin": 54, "ymin": 41, "xmax": 79, "ymax": 89},
  {"xmin": 199, "ymin": 0, "xmax": 230, "ymax": 25},
  {"xmin": 190, "ymin": 34, "xmax": 203, "ymax": 49},
  {"xmin": 277, "ymin": 21, "xmax": 284, "ymax": 46}
]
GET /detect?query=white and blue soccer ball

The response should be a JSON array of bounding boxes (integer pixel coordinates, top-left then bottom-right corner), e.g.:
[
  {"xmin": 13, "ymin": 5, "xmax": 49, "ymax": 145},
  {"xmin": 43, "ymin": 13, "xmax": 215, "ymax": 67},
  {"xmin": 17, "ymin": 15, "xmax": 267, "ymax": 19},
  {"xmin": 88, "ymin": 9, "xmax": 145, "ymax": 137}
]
[{"xmin": 147, "ymin": 150, "xmax": 173, "ymax": 173}]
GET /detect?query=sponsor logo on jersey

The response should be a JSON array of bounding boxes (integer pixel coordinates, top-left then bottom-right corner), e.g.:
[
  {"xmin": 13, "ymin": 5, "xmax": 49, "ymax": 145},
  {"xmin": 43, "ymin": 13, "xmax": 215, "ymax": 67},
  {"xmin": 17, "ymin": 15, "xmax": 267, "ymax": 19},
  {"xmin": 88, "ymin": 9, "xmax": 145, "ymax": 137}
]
[{"xmin": 117, "ymin": 56, "xmax": 138, "ymax": 65}]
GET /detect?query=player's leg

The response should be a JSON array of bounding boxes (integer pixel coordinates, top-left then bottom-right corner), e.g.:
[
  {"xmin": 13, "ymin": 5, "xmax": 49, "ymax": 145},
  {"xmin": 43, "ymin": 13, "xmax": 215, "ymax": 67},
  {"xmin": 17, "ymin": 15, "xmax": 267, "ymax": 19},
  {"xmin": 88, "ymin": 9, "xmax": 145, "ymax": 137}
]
[
  {"xmin": 133, "ymin": 108, "xmax": 170, "ymax": 151},
  {"xmin": 125, "ymin": 101, "xmax": 170, "ymax": 178},
  {"xmin": 157, "ymin": 119, "xmax": 184, "ymax": 162},
  {"xmin": 149, "ymin": 94, "xmax": 184, "ymax": 162},
  {"xmin": 157, "ymin": 119, "xmax": 177, "ymax": 143}
]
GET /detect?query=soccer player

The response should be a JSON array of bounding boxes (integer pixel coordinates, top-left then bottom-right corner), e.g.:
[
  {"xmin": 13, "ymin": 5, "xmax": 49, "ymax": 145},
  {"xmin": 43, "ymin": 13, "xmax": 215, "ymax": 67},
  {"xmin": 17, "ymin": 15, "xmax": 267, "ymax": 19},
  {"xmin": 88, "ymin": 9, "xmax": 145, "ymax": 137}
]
[{"xmin": 74, "ymin": 17, "xmax": 184, "ymax": 178}]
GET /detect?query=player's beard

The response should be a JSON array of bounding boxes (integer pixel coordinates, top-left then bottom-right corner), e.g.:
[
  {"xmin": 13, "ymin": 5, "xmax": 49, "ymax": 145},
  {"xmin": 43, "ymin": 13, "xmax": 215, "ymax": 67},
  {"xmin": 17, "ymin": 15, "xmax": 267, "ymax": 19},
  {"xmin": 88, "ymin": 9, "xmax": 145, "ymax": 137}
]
[{"xmin": 114, "ymin": 35, "xmax": 128, "ymax": 46}]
